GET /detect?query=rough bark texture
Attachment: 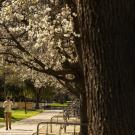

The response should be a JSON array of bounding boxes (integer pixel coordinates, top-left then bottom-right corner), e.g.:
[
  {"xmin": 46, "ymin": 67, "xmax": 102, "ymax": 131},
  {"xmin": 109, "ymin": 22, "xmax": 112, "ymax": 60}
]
[
  {"xmin": 80, "ymin": 91, "xmax": 88, "ymax": 135},
  {"xmin": 79, "ymin": 0, "xmax": 135, "ymax": 135},
  {"xmin": 66, "ymin": 1, "xmax": 89, "ymax": 134}
]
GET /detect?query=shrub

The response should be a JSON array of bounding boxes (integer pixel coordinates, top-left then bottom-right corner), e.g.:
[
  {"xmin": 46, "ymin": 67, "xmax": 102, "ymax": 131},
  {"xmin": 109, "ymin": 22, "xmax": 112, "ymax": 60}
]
[{"xmin": 0, "ymin": 108, "xmax": 4, "ymax": 118}]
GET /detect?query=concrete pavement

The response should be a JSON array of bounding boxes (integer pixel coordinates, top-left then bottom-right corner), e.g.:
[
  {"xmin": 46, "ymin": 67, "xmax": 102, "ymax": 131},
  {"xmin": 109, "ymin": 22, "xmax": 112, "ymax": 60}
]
[{"xmin": 0, "ymin": 110, "xmax": 62, "ymax": 135}]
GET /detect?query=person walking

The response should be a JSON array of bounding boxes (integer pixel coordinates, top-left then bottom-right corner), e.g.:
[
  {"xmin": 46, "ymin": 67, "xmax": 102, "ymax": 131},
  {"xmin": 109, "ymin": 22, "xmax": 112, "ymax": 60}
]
[{"xmin": 3, "ymin": 97, "xmax": 13, "ymax": 130}]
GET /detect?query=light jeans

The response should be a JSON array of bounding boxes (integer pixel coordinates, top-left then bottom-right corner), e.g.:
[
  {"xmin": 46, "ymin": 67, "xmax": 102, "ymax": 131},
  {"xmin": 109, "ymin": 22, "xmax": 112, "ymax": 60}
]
[{"xmin": 4, "ymin": 112, "xmax": 12, "ymax": 129}]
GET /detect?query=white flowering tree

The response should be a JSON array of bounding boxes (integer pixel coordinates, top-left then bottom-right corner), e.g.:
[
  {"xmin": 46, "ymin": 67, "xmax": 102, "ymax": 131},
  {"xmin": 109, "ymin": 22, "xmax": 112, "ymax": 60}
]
[
  {"xmin": 0, "ymin": 0, "xmax": 82, "ymax": 96},
  {"xmin": 0, "ymin": 0, "xmax": 88, "ymax": 134}
]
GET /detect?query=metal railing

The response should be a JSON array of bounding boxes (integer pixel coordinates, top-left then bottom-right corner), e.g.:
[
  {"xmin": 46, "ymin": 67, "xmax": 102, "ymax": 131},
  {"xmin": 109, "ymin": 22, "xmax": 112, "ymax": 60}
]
[
  {"xmin": 50, "ymin": 114, "xmax": 79, "ymax": 133},
  {"xmin": 36, "ymin": 121, "xmax": 80, "ymax": 135},
  {"xmin": 36, "ymin": 101, "xmax": 81, "ymax": 135},
  {"xmin": 50, "ymin": 115, "xmax": 63, "ymax": 132}
]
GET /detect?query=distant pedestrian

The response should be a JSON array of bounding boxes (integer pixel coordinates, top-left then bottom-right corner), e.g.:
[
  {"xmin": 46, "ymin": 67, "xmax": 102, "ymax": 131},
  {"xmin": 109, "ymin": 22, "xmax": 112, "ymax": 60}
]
[{"xmin": 3, "ymin": 97, "xmax": 13, "ymax": 130}]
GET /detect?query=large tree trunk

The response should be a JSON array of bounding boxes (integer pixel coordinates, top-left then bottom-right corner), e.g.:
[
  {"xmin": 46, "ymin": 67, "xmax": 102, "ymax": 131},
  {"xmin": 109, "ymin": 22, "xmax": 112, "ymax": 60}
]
[
  {"xmin": 66, "ymin": 2, "xmax": 89, "ymax": 134},
  {"xmin": 79, "ymin": 0, "xmax": 135, "ymax": 135},
  {"xmin": 80, "ymin": 92, "xmax": 88, "ymax": 135}
]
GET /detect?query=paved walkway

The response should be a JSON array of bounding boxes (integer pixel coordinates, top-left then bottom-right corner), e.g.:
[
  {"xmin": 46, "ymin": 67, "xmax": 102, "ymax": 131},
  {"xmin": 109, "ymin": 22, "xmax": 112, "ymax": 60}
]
[{"xmin": 0, "ymin": 110, "xmax": 62, "ymax": 135}]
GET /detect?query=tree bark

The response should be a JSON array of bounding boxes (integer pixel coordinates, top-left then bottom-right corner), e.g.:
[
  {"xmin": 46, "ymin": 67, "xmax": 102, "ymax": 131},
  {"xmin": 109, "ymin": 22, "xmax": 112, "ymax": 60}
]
[
  {"xmin": 80, "ymin": 92, "xmax": 88, "ymax": 135},
  {"xmin": 35, "ymin": 89, "xmax": 40, "ymax": 109},
  {"xmin": 79, "ymin": 0, "xmax": 135, "ymax": 135},
  {"xmin": 24, "ymin": 97, "xmax": 27, "ymax": 114},
  {"xmin": 66, "ymin": 2, "xmax": 89, "ymax": 134}
]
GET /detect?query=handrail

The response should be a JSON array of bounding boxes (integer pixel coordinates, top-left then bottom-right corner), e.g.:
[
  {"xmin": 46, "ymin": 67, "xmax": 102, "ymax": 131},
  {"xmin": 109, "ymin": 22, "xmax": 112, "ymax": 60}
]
[
  {"xmin": 37, "ymin": 121, "xmax": 81, "ymax": 135},
  {"xmin": 50, "ymin": 115, "xmax": 63, "ymax": 132},
  {"xmin": 50, "ymin": 114, "xmax": 79, "ymax": 133}
]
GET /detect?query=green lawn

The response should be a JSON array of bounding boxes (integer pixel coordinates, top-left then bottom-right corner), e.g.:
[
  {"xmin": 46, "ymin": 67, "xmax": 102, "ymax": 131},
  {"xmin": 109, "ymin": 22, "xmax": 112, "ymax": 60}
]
[
  {"xmin": 49, "ymin": 103, "xmax": 68, "ymax": 107},
  {"xmin": 0, "ymin": 109, "xmax": 43, "ymax": 122},
  {"xmin": 0, "ymin": 118, "xmax": 4, "ymax": 122}
]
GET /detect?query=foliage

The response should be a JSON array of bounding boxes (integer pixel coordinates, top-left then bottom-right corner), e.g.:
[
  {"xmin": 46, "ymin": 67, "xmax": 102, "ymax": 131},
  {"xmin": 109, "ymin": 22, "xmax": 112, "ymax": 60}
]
[
  {"xmin": 0, "ymin": 108, "xmax": 4, "ymax": 118},
  {"xmin": 0, "ymin": 0, "xmax": 81, "ymax": 97}
]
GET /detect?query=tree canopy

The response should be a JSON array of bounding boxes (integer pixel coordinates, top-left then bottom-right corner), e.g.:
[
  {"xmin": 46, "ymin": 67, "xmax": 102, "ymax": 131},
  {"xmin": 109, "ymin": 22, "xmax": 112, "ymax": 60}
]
[{"xmin": 0, "ymin": 0, "xmax": 82, "ymax": 97}]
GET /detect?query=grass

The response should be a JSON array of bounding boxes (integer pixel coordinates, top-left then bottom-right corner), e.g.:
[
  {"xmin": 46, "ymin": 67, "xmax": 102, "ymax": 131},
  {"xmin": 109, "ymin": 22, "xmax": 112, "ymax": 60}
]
[
  {"xmin": 12, "ymin": 109, "xmax": 43, "ymax": 121},
  {"xmin": 0, "ymin": 109, "xmax": 43, "ymax": 123},
  {"xmin": 0, "ymin": 118, "xmax": 4, "ymax": 122},
  {"xmin": 49, "ymin": 103, "xmax": 68, "ymax": 107}
]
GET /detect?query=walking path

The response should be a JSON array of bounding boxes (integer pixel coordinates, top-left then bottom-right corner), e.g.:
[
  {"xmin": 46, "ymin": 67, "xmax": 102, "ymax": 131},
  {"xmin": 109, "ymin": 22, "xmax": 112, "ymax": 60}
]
[{"xmin": 0, "ymin": 110, "xmax": 62, "ymax": 135}]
